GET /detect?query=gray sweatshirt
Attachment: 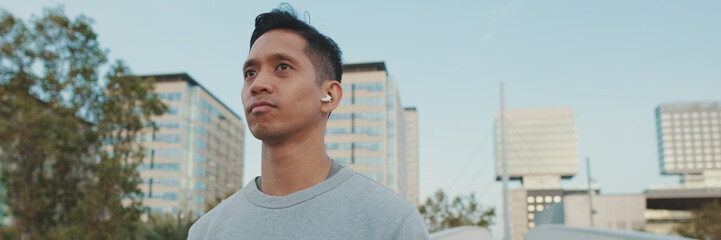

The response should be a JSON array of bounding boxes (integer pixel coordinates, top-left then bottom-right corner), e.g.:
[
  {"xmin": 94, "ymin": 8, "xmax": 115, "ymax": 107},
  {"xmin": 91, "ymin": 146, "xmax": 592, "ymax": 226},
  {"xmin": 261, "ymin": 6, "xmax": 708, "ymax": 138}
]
[{"xmin": 188, "ymin": 166, "xmax": 429, "ymax": 239}]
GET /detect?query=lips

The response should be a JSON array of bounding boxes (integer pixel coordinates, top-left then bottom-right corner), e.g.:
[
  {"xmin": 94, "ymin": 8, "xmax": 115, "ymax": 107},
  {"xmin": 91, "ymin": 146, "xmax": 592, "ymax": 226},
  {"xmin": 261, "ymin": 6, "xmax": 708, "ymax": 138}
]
[{"xmin": 248, "ymin": 100, "xmax": 276, "ymax": 114}]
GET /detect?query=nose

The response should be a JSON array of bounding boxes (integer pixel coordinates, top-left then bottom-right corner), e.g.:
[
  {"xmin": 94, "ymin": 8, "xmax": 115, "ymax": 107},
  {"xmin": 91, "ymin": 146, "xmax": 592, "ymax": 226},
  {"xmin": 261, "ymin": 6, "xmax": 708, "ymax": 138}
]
[{"xmin": 249, "ymin": 71, "xmax": 274, "ymax": 96}]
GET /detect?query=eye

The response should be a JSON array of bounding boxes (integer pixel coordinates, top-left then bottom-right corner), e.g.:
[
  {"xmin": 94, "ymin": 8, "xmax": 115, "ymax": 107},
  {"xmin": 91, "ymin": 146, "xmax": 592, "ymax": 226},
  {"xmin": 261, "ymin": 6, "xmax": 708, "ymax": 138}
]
[
  {"xmin": 244, "ymin": 70, "xmax": 256, "ymax": 78},
  {"xmin": 278, "ymin": 63, "xmax": 290, "ymax": 70}
]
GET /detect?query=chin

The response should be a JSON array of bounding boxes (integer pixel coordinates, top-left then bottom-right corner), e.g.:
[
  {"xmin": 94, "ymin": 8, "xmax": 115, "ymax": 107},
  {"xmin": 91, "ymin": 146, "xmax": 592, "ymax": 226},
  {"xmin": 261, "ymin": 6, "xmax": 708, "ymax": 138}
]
[{"xmin": 249, "ymin": 126, "xmax": 284, "ymax": 141}]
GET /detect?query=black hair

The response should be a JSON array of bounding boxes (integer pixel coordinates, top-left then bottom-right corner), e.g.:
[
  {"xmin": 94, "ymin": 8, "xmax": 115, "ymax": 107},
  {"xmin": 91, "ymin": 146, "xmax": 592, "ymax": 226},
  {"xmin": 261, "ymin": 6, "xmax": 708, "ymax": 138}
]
[{"xmin": 250, "ymin": 5, "xmax": 343, "ymax": 83}]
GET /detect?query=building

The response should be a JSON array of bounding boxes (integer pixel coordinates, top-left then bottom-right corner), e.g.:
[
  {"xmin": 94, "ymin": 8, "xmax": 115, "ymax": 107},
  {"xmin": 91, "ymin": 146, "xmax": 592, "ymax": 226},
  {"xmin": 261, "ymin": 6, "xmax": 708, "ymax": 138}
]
[
  {"xmin": 138, "ymin": 73, "xmax": 244, "ymax": 217},
  {"xmin": 496, "ymin": 107, "xmax": 579, "ymax": 239},
  {"xmin": 326, "ymin": 61, "xmax": 419, "ymax": 200},
  {"xmin": 525, "ymin": 225, "xmax": 689, "ymax": 240},
  {"xmin": 403, "ymin": 107, "xmax": 420, "ymax": 206},
  {"xmin": 495, "ymin": 107, "xmax": 579, "ymax": 189},
  {"xmin": 561, "ymin": 194, "xmax": 646, "ymax": 231},
  {"xmin": 509, "ymin": 188, "xmax": 567, "ymax": 240},
  {"xmin": 655, "ymin": 102, "xmax": 721, "ymax": 186}
]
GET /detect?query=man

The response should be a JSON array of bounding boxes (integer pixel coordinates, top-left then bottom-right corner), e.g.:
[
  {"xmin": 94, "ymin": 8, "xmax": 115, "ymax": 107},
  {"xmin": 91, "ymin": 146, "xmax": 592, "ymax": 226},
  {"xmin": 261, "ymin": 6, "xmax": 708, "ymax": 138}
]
[{"xmin": 188, "ymin": 6, "xmax": 429, "ymax": 240}]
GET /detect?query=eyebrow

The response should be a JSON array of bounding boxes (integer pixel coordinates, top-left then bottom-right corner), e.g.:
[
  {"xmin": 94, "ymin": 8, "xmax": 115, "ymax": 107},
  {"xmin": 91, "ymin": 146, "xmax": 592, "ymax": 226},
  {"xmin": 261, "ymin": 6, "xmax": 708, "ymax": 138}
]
[{"xmin": 243, "ymin": 53, "xmax": 300, "ymax": 70}]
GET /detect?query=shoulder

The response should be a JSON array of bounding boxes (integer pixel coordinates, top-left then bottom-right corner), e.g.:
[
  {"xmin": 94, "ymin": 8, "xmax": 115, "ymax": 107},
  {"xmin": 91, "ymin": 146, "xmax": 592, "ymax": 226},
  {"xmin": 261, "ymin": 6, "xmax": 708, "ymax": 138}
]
[
  {"xmin": 344, "ymin": 171, "xmax": 415, "ymax": 210},
  {"xmin": 338, "ymin": 170, "xmax": 429, "ymax": 239},
  {"xmin": 188, "ymin": 184, "xmax": 249, "ymax": 239}
]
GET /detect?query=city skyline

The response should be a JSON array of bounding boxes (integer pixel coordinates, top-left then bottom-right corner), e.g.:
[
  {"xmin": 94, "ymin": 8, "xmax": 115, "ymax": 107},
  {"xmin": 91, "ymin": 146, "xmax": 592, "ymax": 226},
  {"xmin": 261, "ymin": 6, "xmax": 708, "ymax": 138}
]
[{"xmin": 3, "ymin": 1, "xmax": 721, "ymax": 238}]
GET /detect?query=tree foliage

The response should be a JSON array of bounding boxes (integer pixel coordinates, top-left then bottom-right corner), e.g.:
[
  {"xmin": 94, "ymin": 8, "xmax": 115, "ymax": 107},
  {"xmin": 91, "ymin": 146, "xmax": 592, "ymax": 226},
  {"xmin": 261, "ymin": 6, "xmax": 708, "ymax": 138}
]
[
  {"xmin": 674, "ymin": 200, "xmax": 721, "ymax": 240},
  {"xmin": 204, "ymin": 190, "xmax": 236, "ymax": 213},
  {"xmin": 0, "ymin": 7, "xmax": 166, "ymax": 239},
  {"xmin": 418, "ymin": 189, "xmax": 495, "ymax": 233},
  {"xmin": 136, "ymin": 212, "xmax": 197, "ymax": 240}
]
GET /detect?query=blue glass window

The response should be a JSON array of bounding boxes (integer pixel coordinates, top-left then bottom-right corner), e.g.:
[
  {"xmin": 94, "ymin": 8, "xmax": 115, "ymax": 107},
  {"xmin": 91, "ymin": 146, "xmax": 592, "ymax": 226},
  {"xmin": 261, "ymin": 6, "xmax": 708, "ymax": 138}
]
[
  {"xmin": 168, "ymin": 106, "xmax": 182, "ymax": 115},
  {"xmin": 154, "ymin": 120, "xmax": 180, "ymax": 129},
  {"xmin": 199, "ymin": 99, "xmax": 223, "ymax": 118},
  {"xmin": 196, "ymin": 139, "xmax": 207, "ymax": 150},
  {"xmin": 195, "ymin": 181, "xmax": 206, "ymax": 190},
  {"xmin": 138, "ymin": 163, "xmax": 180, "ymax": 172},
  {"xmin": 199, "ymin": 112, "xmax": 210, "ymax": 123},
  {"xmin": 196, "ymin": 153, "xmax": 207, "ymax": 163},
  {"xmin": 325, "ymin": 142, "xmax": 383, "ymax": 151},
  {"xmin": 158, "ymin": 92, "xmax": 182, "ymax": 101},
  {"xmin": 329, "ymin": 112, "xmax": 383, "ymax": 121},
  {"xmin": 196, "ymin": 167, "xmax": 206, "ymax": 176},
  {"xmin": 154, "ymin": 134, "xmax": 180, "ymax": 143},
  {"xmin": 354, "ymin": 82, "xmax": 383, "ymax": 92},
  {"xmin": 155, "ymin": 148, "xmax": 180, "ymax": 158}
]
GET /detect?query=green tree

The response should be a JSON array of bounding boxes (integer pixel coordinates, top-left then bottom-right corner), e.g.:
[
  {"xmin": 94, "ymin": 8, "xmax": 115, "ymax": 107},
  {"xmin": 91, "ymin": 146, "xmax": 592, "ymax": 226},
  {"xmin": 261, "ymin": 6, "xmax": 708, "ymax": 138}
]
[
  {"xmin": 0, "ymin": 7, "xmax": 166, "ymax": 239},
  {"xmin": 674, "ymin": 200, "xmax": 721, "ymax": 240},
  {"xmin": 136, "ymin": 212, "xmax": 197, "ymax": 240},
  {"xmin": 418, "ymin": 189, "xmax": 495, "ymax": 233},
  {"xmin": 205, "ymin": 190, "xmax": 236, "ymax": 213}
]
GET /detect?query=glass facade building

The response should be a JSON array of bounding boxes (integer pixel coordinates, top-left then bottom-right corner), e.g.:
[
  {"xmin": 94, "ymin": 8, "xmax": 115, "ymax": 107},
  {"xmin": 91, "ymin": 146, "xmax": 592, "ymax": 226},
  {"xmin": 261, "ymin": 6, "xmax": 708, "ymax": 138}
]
[
  {"xmin": 326, "ymin": 62, "xmax": 418, "ymax": 201},
  {"xmin": 656, "ymin": 102, "xmax": 721, "ymax": 180},
  {"xmin": 139, "ymin": 73, "xmax": 244, "ymax": 217}
]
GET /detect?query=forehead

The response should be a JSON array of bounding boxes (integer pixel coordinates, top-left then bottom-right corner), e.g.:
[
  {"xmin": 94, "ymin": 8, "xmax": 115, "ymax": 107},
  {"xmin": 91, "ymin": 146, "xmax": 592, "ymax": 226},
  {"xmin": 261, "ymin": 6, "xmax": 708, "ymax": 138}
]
[{"xmin": 246, "ymin": 29, "xmax": 309, "ymax": 64}]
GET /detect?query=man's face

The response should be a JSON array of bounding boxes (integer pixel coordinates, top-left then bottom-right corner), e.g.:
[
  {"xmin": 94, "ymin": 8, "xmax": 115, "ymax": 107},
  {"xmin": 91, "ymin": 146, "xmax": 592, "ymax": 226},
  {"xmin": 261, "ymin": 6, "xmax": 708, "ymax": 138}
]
[{"xmin": 242, "ymin": 29, "xmax": 324, "ymax": 142}]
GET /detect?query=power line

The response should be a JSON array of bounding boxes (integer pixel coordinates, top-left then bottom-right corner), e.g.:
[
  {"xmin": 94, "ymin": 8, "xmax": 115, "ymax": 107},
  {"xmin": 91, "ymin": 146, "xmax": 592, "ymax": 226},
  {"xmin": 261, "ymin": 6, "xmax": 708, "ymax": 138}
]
[{"xmin": 447, "ymin": 126, "xmax": 494, "ymax": 193}]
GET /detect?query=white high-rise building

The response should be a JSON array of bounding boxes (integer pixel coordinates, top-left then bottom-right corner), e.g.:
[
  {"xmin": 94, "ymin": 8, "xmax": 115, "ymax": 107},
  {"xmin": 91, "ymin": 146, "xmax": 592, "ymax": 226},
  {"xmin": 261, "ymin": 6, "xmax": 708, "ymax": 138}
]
[
  {"xmin": 138, "ymin": 73, "xmax": 245, "ymax": 217},
  {"xmin": 326, "ymin": 62, "xmax": 419, "ymax": 201}
]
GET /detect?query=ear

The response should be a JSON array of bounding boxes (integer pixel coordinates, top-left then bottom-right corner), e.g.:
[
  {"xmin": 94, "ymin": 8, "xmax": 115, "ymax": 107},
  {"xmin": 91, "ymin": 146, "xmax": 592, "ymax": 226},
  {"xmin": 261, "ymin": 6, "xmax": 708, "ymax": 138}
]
[{"xmin": 320, "ymin": 80, "xmax": 342, "ymax": 114}]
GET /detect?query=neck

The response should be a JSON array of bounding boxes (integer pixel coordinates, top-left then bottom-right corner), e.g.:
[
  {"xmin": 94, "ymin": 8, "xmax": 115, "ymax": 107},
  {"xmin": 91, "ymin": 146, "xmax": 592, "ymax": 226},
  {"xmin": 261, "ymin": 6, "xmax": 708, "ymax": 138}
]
[{"xmin": 259, "ymin": 129, "xmax": 332, "ymax": 196}]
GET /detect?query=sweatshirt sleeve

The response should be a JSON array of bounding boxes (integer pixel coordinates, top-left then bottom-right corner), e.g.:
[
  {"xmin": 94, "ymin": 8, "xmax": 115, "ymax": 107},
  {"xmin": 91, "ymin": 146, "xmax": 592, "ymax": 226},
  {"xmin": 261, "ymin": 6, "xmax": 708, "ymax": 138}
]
[{"xmin": 393, "ymin": 209, "xmax": 430, "ymax": 240}]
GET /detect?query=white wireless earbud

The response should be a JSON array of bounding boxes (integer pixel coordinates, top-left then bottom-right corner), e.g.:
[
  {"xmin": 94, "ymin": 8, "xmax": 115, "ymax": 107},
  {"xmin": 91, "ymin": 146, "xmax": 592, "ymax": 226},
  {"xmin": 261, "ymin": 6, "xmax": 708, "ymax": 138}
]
[{"xmin": 321, "ymin": 95, "xmax": 332, "ymax": 103}]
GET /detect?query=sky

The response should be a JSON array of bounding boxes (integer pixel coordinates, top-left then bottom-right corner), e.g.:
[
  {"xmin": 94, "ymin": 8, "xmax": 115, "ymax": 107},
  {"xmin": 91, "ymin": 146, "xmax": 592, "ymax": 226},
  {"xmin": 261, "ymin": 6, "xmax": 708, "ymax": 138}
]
[{"xmin": 4, "ymin": 0, "xmax": 721, "ymax": 237}]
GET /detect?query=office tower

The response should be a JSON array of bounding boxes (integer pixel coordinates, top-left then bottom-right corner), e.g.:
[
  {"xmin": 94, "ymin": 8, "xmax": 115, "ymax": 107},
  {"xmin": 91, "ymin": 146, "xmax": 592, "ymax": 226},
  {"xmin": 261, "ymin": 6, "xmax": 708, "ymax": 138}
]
[
  {"xmin": 495, "ymin": 107, "xmax": 579, "ymax": 189},
  {"xmin": 656, "ymin": 102, "xmax": 721, "ymax": 186},
  {"xmin": 139, "ymin": 73, "xmax": 244, "ymax": 217},
  {"xmin": 326, "ymin": 62, "xmax": 417, "ymax": 199},
  {"xmin": 404, "ymin": 107, "xmax": 419, "ymax": 206},
  {"xmin": 496, "ymin": 107, "xmax": 578, "ymax": 239}
]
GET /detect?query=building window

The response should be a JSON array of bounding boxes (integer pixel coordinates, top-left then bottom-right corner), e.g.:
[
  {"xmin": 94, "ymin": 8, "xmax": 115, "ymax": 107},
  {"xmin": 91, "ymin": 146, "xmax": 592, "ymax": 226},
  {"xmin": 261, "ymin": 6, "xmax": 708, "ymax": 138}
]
[
  {"xmin": 329, "ymin": 112, "xmax": 384, "ymax": 121},
  {"xmin": 195, "ymin": 181, "xmax": 206, "ymax": 190},
  {"xmin": 153, "ymin": 148, "xmax": 180, "ymax": 158},
  {"xmin": 196, "ymin": 153, "xmax": 207, "ymax": 163},
  {"xmin": 157, "ymin": 163, "xmax": 180, "ymax": 171},
  {"xmin": 154, "ymin": 134, "xmax": 181, "ymax": 143},
  {"xmin": 196, "ymin": 139, "xmax": 207, "ymax": 150},
  {"xmin": 199, "ymin": 112, "xmax": 210, "ymax": 123},
  {"xmin": 168, "ymin": 106, "xmax": 182, "ymax": 115},
  {"xmin": 151, "ymin": 192, "xmax": 178, "ymax": 201},
  {"xmin": 353, "ymin": 82, "xmax": 384, "ymax": 92},
  {"xmin": 137, "ymin": 163, "xmax": 179, "ymax": 172},
  {"xmin": 158, "ymin": 92, "xmax": 182, "ymax": 101},
  {"xmin": 196, "ymin": 168, "xmax": 206, "ymax": 176},
  {"xmin": 154, "ymin": 120, "xmax": 180, "ymax": 129},
  {"xmin": 199, "ymin": 99, "xmax": 223, "ymax": 118},
  {"xmin": 152, "ymin": 177, "xmax": 180, "ymax": 186}
]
